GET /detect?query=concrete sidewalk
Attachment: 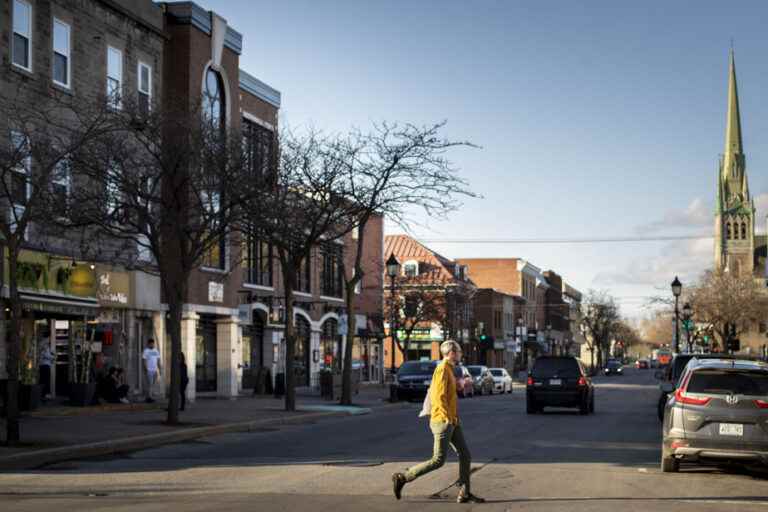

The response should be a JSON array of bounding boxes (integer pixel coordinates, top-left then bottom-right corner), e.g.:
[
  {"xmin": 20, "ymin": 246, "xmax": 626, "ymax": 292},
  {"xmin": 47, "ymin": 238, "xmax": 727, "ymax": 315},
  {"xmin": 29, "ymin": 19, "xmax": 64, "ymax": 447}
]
[{"xmin": 0, "ymin": 384, "xmax": 393, "ymax": 471}]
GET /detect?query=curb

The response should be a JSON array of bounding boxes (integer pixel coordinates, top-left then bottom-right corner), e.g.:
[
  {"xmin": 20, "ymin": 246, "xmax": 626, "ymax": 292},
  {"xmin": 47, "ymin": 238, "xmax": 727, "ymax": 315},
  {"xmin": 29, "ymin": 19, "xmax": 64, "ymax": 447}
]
[{"xmin": 0, "ymin": 410, "xmax": 345, "ymax": 472}]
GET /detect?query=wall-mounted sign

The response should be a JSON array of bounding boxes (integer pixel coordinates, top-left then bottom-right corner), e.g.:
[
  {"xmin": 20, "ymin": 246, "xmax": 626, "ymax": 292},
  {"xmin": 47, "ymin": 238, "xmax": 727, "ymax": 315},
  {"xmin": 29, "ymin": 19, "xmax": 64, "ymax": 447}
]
[
  {"xmin": 97, "ymin": 271, "xmax": 131, "ymax": 307},
  {"xmin": 209, "ymin": 281, "xmax": 224, "ymax": 303}
]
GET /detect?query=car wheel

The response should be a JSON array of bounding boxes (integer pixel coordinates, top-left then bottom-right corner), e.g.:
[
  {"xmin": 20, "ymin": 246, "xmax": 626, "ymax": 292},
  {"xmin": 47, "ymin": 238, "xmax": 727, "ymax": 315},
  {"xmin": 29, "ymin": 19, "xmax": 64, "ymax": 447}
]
[
  {"xmin": 579, "ymin": 398, "xmax": 589, "ymax": 415},
  {"xmin": 657, "ymin": 396, "xmax": 666, "ymax": 423},
  {"xmin": 589, "ymin": 396, "xmax": 595, "ymax": 414},
  {"xmin": 526, "ymin": 399, "xmax": 536, "ymax": 414},
  {"xmin": 661, "ymin": 452, "xmax": 679, "ymax": 473},
  {"xmin": 489, "ymin": 386, "xmax": 494, "ymax": 395}
]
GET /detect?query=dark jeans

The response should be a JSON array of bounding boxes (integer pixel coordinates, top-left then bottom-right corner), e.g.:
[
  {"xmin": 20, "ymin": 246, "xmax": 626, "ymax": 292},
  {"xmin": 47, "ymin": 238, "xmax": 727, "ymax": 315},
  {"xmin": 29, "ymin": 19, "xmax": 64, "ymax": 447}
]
[{"xmin": 39, "ymin": 365, "xmax": 51, "ymax": 397}]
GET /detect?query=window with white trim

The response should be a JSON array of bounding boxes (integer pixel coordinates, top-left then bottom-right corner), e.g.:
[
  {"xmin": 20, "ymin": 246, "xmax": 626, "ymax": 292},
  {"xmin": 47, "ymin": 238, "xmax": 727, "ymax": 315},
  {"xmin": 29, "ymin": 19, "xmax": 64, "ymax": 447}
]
[
  {"xmin": 12, "ymin": 0, "xmax": 32, "ymax": 71},
  {"xmin": 107, "ymin": 47, "xmax": 123, "ymax": 109},
  {"xmin": 137, "ymin": 62, "xmax": 151, "ymax": 115},
  {"xmin": 52, "ymin": 19, "xmax": 71, "ymax": 87},
  {"xmin": 403, "ymin": 261, "xmax": 419, "ymax": 278},
  {"xmin": 8, "ymin": 131, "xmax": 30, "ymax": 238},
  {"xmin": 51, "ymin": 157, "xmax": 71, "ymax": 211}
]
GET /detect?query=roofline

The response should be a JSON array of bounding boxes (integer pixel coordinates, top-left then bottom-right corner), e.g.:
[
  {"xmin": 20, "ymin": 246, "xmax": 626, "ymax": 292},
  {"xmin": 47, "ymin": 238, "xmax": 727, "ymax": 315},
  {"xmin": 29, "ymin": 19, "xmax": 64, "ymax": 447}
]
[
  {"xmin": 239, "ymin": 69, "xmax": 281, "ymax": 108},
  {"xmin": 163, "ymin": 1, "xmax": 243, "ymax": 54}
]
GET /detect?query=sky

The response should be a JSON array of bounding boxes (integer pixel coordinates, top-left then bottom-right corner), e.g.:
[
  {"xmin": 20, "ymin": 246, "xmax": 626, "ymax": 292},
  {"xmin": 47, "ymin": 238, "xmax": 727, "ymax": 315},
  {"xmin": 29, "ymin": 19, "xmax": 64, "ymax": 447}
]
[{"xmin": 204, "ymin": 0, "xmax": 768, "ymax": 319}]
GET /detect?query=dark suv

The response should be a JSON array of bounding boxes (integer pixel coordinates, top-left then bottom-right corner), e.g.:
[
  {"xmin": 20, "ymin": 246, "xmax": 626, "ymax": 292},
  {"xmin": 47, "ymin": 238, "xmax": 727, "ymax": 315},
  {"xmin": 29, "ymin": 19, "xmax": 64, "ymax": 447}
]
[
  {"xmin": 393, "ymin": 360, "xmax": 437, "ymax": 401},
  {"xmin": 526, "ymin": 356, "xmax": 594, "ymax": 414}
]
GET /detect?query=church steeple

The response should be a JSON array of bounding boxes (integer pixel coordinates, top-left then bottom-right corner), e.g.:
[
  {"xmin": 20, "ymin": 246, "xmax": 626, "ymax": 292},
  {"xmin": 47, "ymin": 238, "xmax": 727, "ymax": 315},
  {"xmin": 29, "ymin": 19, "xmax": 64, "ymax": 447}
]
[{"xmin": 724, "ymin": 49, "xmax": 743, "ymax": 158}]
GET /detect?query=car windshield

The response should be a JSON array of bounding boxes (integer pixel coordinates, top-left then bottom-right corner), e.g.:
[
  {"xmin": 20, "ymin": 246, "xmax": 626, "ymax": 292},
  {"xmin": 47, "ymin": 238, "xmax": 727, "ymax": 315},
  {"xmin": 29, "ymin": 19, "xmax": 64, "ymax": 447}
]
[
  {"xmin": 687, "ymin": 369, "xmax": 768, "ymax": 395},
  {"xmin": 398, "ymin": 361, "xmax": 436, "ymax": 376},
  {"xmin": 467, "ymin": 367, "xmax": 483, "ymax": 376},
  {"xmin": 533, "ymin": 358, "xmax": 580, "ymax": 378},
  {"xmin": 490, "ymin": 369, "xmax": 504, "ymax": 376},
  {"xmin": 607, "ymin": 361, "xmax": 621, "ymax": 369}
]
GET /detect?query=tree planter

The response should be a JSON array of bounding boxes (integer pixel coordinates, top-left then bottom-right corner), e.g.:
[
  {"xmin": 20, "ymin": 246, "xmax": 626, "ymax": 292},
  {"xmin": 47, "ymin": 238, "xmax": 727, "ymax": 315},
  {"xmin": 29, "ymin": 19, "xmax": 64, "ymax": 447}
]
[
  {"xmin": 19, "ymin": 383, "xmax": 41, "ymax": 411},
  {"xmin": 68, "ymin": 382, "xmax": 96, "ymax": 407}
]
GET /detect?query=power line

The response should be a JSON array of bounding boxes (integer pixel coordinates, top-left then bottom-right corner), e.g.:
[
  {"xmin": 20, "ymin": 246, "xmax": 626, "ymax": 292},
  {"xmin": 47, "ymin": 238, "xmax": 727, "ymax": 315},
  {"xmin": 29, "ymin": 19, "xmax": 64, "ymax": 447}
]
[{"xmin": 417, "ymin": 235, "xmax": 713, "ymax": 245}]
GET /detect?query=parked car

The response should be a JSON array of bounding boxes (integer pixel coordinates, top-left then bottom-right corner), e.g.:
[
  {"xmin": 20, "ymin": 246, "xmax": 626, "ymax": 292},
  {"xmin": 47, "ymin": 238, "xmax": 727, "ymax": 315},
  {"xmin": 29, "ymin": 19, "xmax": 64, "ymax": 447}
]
[
  {"xmin": 526, "ymin": 356, "xmax": 594, "ymax": 414},
  {"xmin": 656, "ymin": 353, "xmax": 735, "ymax": 422},
  {"xmin": 454, "ymin": 364, "xmax": 475, "ymax": 398},
  {"xmin": 489, "ymin": 368, "xmax": 513, "ymax": 393},
  {"xmin": 604, "ymin": 360, "xmax": 624, "ymax": 376},
  {"xmin": 661, "ymin": 358, "xmax": 768, "ymax": 473},
  {"xmin": 467, "ymin": 365, "xmax": 495, "ymax": 395},
  {"xmin": 393, "ymin": 360, "xmax": 437, "ymax": 401},
  {"xmin": 636, "ymin": 359, "xmax": 649, "ymax": 369}
]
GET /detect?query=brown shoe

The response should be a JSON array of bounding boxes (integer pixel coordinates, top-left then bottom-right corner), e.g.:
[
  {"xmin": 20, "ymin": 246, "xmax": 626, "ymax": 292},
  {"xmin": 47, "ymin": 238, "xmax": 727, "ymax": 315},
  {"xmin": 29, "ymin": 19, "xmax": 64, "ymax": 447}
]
[
  {"xmin": 457, "ymin": 491, "xmax": 485, "ymax": 503},
  {"xmin": 392, "ymin": 473, "xmax": 406, "ymax": 500}
]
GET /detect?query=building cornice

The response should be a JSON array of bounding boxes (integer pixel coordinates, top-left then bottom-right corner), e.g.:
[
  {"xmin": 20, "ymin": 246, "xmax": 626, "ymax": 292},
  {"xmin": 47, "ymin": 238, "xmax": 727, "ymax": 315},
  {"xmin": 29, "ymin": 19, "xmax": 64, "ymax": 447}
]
[
  {"xmin": 163, "ymin": 2, "xmax": 243, "ymax": 54},
  {"xmin": 240, "ymin": 70, "xmax": 282, "ymax": 108}
]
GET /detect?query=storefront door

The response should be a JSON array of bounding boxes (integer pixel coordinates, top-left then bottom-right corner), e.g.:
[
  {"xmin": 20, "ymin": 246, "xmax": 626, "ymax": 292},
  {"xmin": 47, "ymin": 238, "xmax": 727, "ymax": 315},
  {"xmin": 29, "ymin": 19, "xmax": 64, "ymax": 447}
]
[
  {"xmin": 196, "ymin": 317, "xmax": 217, "ymax": 392},
  {"xmin": 294, "ymin": 316, "xmax": 311, "ymax": 387},
  {"xmin": 241, "ymin": 315, "xmax": 264, "ymax": 389}
]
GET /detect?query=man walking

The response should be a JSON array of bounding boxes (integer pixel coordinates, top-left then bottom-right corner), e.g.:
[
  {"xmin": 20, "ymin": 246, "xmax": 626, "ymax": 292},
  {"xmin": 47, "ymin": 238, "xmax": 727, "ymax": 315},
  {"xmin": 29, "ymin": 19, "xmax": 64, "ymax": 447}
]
[
  {"xmin": 142, "ymin": 338, "xmax": 162, "ymax": 403},
  {"xmin": 392, "ymin": 340, "xmax": 484, "ymax": 503}
]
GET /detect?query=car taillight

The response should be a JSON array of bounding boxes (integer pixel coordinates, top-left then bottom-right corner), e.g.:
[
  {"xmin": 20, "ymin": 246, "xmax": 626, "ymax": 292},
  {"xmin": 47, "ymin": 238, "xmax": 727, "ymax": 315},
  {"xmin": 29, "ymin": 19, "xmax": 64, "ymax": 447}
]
[
  {"xmin": 577, "ymin": 376, "xmax": 587, "ymax": 386},
  {"xmin": 674, "ymin": 387, "xmax": 711, "ymax": 406},
  {"xmin": 754, "ymin": 399, "xmax": 768, "ymax": 409},
  {"xmin": 527, "ymin": 376, "xmax": 534, "ymax": 386}
]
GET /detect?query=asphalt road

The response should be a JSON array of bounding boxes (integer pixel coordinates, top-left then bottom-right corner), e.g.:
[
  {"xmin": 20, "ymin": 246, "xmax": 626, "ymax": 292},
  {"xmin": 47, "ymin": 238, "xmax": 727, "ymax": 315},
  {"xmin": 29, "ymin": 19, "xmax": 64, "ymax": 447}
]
[{"xmin": 2, "ymin": 367, "xmax": 768, "ymax": 511}]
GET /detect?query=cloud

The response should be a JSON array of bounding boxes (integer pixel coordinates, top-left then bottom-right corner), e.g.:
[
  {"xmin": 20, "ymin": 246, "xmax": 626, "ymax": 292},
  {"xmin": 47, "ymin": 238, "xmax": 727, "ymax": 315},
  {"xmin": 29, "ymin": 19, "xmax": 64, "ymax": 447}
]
[
  {"xmin": 593, "ymin": 237, "xmax": 713, "ymax": 288},
  {"xmin": 754, "ymin": 193, "xmax": 768, "ymax": 234},
  {"xmin": 634, "ymin": 198, "xmax": 711, "ymax": 234}
]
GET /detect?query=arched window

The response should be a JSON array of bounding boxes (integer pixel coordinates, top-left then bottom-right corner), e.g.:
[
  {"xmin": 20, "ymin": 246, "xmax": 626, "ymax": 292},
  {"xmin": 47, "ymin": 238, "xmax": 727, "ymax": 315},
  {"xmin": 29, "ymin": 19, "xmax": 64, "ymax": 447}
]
[
  {"xmin": 726, "ymin": 222, "xmax": 732, "ymax": 240},
  {"xmin": 741, "ymin": 222, "xmax": 747, "ymax": 240},
  {"xmin": 203, "ymin": 68, "xmax": 224, "ymax": 130}
]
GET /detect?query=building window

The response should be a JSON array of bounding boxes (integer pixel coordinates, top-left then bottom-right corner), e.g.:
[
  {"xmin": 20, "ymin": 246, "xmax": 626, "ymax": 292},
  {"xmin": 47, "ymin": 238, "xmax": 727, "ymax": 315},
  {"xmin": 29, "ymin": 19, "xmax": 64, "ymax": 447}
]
[
  {"xmin": 52, "ymin": 19, "xmax": 70, "ymax": 87},
  {"xmin": 107, "ymin": 47, "xmax": 123, "ymax": 109},
  {"xmin": 243, "ymin": 235, "xmax": 272, "ymax": 286},
  {"xmin": 741, "ymin": 222, "xmax": 747, "ymax": 240},
  {"xmin": 9, "ymin": 131, "xmax": 30, "ymax": 206},
  {"xmin": 321, "ymin": 244, "xmax": 344, "ymax": 298},
  {"xmin": 296, "ymin": 257, "xmax": 311, "ymax": 293},
  {"xmin": 242, "ymin": 118, "xmax": 273, "ymax": 177},
  {"xmin": 201, "ymin": 190, "xmax": 226, "ymax": 270},
  {"xmin": 203, "ymin": 68, "xmax": 224, "ymax": 131},
  {"xmin": 12, "ymin": 0, "xmax": 32, "ymax": 71},
  {"xmin": 403, "ymin": 261, "xmax": 419, "ymax": 278},
  {"xmin": 137, "ymin": 62, "xmax": 152, "ymax": 115},
  {"xmin": 51, "ymin": 157, "xmax": 71, "ymax": 212}
]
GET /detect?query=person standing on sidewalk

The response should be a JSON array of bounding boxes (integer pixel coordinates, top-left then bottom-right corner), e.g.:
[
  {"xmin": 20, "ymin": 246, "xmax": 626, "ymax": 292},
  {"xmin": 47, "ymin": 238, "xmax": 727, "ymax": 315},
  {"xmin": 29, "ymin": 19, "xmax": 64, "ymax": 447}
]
[
  {"xmin": 142, "ymin": 339, "xmax": 162, "ymax": 403},
  {"xmin": 391, "ymin": 340, "xmax": 485, "ymax": 504},
  {"xmin": 180, "ymin": 352, "xmax": 189, "ymax": 411},
  {"xmin": 38, "ymin": 341, "xmax": 54, "ymax": 401}
]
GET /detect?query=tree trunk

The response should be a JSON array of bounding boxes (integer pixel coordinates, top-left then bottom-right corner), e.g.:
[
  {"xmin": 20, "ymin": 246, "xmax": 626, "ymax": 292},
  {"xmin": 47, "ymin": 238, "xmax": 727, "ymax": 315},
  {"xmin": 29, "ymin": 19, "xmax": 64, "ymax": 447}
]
[
  {"xmin": 164, "ymin": 278, "xmax": 186, "ymax": 425},
  {"xmin": 340, "ymin": 281, "xmax": 357, "ymax": 405},
  {"xmin": 281, "ymin": 254, "xmax": 298, "ymax": 412},
  {"xmin": 5, "ymin": 244, "xmax": 21, "ymax": 444}
]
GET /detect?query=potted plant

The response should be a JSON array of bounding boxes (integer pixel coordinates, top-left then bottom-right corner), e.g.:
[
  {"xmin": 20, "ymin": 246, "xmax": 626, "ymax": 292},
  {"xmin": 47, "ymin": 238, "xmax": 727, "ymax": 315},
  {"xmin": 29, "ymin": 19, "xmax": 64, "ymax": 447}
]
[{"xmin": 68, "ymin": 328, "xmax": 97, "ymax": 406}]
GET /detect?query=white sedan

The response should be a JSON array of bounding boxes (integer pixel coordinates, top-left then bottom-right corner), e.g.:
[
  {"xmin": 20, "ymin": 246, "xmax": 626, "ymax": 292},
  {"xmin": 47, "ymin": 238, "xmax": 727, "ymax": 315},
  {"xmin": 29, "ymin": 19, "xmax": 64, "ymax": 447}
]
[{"xmin": 489, "ymin": 368, "xmax": 513, "ymax": 393}]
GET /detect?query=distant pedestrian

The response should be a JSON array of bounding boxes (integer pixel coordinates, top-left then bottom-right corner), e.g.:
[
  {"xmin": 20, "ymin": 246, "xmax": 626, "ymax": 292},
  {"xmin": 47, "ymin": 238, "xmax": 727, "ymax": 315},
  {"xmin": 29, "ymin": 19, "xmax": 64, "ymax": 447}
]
[
  {"xmin": 142, "ymin": 338, "xmax": 162, "ymax": 403},
  {"xmin": 391, "ymin": 341, "xmax": 485, "ymax": 504},
  {"xmin": 38, "ymin": 342, "xmax": 54, "ymax": 400},
  {"xmin": 180, "ymin": 352, "xmax": 189, "ymax": 411}
]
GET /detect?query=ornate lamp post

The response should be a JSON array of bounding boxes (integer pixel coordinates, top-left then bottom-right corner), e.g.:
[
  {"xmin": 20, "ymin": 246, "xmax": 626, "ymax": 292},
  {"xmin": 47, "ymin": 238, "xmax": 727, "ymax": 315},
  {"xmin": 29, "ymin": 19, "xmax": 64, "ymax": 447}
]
[
  {"xmin": 671, "ymin": 276, "xmax": 682, "ymax": 354},
  {"xmin": 682, "ymin": 302, "xmax": 693, "ymax": 353},
  {"xmin": 385, "ymin": 254, "xmax": 401, "ymax": 380}
]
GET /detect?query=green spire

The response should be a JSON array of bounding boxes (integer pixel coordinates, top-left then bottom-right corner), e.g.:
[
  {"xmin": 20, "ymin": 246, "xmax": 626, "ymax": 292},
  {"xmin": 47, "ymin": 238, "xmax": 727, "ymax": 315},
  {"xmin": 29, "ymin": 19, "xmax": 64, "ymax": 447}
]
[{"xmin": 724, "ymin": 49, "xmax": 743, "ymax": 161}]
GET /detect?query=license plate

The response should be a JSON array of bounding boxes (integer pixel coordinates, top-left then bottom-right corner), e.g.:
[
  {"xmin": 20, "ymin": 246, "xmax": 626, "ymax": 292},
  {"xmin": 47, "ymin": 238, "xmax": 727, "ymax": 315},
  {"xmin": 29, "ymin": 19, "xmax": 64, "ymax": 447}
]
[
  {"xmin": 549, "ymin": 379, "xmax": 562, "ymax": 386},
  {"xmin": 719, "ymin": 423, "xmax": 743, "ymax": 436}
]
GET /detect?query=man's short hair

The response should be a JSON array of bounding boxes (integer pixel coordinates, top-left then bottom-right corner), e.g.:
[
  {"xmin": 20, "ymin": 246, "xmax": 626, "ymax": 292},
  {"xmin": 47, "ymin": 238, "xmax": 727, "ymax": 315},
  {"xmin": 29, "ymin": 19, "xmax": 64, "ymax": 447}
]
[
  {"xmin": 147, "ymin": 338, "xmax": 155, "ymax": 345},
  {"xmin": 440, "ymin": 340, "xmax": 462, "ymax": 357}
]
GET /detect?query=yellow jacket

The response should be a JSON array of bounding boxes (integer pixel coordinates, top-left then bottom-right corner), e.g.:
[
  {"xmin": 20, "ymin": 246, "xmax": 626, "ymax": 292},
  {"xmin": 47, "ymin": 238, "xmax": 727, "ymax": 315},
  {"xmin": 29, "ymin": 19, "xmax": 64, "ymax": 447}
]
[{"xmin": 430, "ymin": 360, "xmax": 458, "ymax": 424}]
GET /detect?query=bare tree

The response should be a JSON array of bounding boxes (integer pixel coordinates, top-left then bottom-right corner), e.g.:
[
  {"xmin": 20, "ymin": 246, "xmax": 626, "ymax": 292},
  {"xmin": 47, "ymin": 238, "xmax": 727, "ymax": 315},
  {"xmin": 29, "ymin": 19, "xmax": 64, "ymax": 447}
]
[
  {"xmin": 612, "ymin": 320, "xmax": 642, "ymax": 358},
  {"xmin": 579, "ymin": 290, "xmax": 620, "ymax": 373},
  {"xmin": 0, "ymin": 91, "xmax": 112, "ymax": 444},
  {"xmin": 384, "ymin": 286, "xmax": 447, "ymax": 362},
  {"xmin": 689, "ymin": 268, "xmax": 763, "ymax": 350},
  {"xmin": 336, "ymin": 121, "xmax": 476, "ymax": 405},
  {"xmin": 69, "ymin": 99, "xmax": 250, "ymax": 425},
  {"xmin": 242, "ymin": 128, "xmax": 361, "ymax": 412}
]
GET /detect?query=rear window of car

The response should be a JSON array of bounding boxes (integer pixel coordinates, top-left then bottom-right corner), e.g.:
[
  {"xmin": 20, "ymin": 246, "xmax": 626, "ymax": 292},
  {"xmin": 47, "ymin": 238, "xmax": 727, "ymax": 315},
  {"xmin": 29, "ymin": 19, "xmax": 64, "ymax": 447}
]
[
  {"xmin": 398, "ymin": 361, "xmax": 436, "ymax": 376},
  {"xmin": 533, "ymin": 358, "xmax": 580, "ymax": 377},
  {"xmin": 467, "ymin": 366, "xmax": 482, "ymax": 376},
  {"xmin": 687, "ymin": 370, "xmax": 768, "ymax": 395},
  {"xmin": 490, "ymin": 369, "xmax": 504, "ymax": 376}
]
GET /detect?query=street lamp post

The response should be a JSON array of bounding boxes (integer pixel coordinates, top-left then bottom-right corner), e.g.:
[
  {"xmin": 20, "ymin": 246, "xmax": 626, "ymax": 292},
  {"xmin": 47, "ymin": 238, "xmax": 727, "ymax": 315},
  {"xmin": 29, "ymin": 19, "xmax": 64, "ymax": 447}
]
[
  {"xmin": 385, "ymin": 254, "xmax": 401, "ymax": 380},
  {"xmin": 682, "ymin": 302, "xmax": 693, "ymax": 353},
  {"xmin": 546, "ymin": 323, "xmax": 553, "ymax": 355},
  {"xmin": 671, "ymin": 276, "xmax": 682, "ymax": 354}
]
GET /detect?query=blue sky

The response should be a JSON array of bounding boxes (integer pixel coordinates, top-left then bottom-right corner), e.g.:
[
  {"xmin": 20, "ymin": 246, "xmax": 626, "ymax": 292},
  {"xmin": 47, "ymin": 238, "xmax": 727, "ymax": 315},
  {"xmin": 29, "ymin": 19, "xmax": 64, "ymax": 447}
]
[{"xmin": 205, "ymin": 0, "xmax": 768, "ymax": 318}]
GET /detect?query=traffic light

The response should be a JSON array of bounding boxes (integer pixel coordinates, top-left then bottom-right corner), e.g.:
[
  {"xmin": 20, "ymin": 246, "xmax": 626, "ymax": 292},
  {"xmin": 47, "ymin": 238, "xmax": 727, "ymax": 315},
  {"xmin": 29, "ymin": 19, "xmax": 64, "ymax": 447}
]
[
  {"xmin": 727, "ymin": 337, "xmax": 741, "ymax": 352},
  {"xmin": 478, "ymin": 332, "xmax": 493, "ymax": 348}
]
